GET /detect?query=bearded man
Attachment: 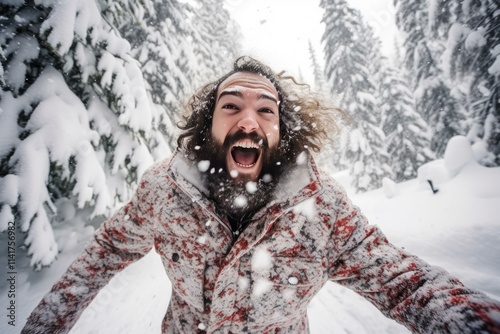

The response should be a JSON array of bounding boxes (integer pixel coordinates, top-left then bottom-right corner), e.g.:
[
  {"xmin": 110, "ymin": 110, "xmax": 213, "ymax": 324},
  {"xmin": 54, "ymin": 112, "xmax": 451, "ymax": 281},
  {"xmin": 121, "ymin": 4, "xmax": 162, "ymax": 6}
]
[{"xmin": 23, "ymin": 57, "xmax": 500, "ymax": 333}]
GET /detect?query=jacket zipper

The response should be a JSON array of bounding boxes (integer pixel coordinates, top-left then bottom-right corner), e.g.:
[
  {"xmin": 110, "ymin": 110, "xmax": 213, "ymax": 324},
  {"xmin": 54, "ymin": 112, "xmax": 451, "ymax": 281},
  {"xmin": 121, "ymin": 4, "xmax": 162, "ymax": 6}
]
[{"xmin": 171, "ymin": 179, "xmax": 234, "ymax": 241}]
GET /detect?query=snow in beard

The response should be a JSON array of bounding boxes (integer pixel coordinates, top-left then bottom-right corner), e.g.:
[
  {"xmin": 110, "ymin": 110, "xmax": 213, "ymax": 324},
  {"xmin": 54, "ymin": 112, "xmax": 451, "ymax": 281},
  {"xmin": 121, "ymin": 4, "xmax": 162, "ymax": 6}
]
[
  {"xmin": 197, "ymin": 158, "xmax": 277, "ymax": 219},
  {"xmin": 196, "ymin": 131, "xmax": 285, "ymax": 219}
]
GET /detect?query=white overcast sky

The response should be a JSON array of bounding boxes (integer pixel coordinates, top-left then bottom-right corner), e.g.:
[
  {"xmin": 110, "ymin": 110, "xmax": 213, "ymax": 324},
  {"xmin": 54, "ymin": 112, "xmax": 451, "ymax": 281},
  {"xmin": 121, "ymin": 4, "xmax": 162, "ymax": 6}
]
[{"xmin": 226, "ymin": 0, "xmax": 397, "ymax": 85}]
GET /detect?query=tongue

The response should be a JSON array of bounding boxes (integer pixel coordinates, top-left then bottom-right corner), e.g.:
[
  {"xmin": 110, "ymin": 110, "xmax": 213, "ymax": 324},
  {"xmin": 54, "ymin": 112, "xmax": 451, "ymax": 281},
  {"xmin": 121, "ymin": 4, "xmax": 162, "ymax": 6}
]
[{"xmin": 232, "ymin": 148, "xmax": 258, "ymax": 166}]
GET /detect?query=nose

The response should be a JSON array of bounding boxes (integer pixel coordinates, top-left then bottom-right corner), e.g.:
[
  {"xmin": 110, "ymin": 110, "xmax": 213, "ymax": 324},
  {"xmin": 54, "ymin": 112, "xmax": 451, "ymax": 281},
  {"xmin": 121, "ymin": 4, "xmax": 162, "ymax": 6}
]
[{"xmin": 237, "ymin": 110, "xmax": 259, "ymax": 133}]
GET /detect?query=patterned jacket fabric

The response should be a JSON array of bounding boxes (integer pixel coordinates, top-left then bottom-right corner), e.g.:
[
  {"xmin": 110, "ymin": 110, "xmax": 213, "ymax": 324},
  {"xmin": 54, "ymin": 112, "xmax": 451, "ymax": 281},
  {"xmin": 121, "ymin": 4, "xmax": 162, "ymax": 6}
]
[{"xmin": 23, "ymin": 152, "xmax": 500, "ymax": 333}]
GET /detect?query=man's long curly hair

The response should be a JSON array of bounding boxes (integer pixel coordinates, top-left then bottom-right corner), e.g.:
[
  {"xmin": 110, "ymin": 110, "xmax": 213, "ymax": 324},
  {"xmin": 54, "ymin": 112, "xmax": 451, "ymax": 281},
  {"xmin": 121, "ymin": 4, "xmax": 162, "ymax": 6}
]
[{"xmin": 177, "ymin": 56, "xmax": 349, "ymax": 163}]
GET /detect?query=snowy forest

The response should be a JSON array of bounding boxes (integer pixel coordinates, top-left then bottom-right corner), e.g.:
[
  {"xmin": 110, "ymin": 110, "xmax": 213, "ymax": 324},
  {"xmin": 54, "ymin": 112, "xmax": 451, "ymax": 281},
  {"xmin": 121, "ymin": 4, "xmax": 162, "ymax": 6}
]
[
  {"xmin": 1, "ymin": 0, "xmax": 500, "ymax": 332},
  {"xmin": 0, "ymin": 0, "xmax": 499, "ymax": 295}
]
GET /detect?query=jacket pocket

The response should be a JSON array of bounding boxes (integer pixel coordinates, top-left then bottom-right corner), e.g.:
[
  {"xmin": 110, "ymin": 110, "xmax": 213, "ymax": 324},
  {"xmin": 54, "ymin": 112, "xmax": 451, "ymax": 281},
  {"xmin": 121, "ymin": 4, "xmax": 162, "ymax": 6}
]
[
  {"xmin": 159, "ymin": 236, "xmax": 206, "ymax": 312},
  {"xmin": 248, "ymin": 256, "xmax": 324, "ymax": 327}
]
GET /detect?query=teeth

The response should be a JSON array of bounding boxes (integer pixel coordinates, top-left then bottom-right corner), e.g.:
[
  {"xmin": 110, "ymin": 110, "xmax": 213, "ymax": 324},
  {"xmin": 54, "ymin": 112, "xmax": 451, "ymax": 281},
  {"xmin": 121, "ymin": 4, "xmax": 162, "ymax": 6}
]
[
  {"xmin": 236, "ymin": 162, "xmax": 255, "ymax": 168},
  {"xmin": 233, "ymin": 140, "xmax": 259, "ymax": 149},
  {"xmin": 231, "ymin": 140, "xmax": 260, "ymax": 168}
]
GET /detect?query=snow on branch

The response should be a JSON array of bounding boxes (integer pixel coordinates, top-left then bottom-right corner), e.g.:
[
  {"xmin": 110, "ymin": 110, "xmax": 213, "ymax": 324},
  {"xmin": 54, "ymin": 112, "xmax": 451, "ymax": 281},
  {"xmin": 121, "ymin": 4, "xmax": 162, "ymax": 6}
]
[{"xmin": 1, "ymin": 0, "xmax": 160, "ymax": 269}]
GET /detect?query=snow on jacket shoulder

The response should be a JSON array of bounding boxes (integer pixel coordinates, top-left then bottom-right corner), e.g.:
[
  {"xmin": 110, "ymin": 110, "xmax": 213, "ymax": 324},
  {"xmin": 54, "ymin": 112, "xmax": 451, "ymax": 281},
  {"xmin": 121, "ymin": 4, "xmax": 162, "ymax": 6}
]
[{"xmin": 23, "ymin": 152, "xmax": 500, "ymax": 334}]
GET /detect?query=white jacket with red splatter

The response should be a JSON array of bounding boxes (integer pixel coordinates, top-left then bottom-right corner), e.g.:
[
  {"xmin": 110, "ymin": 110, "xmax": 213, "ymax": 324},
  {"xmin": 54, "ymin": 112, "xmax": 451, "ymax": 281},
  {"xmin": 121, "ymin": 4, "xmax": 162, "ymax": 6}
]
[{"xmin": 23, "ymin": 152, "xmax": 500, "ymax": 333}]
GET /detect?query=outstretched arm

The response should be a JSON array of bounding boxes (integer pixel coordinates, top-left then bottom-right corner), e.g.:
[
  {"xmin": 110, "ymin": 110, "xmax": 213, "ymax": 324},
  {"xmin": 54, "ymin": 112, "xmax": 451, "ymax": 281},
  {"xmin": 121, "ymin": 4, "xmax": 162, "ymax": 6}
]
[
  {"xmin": 327, "ymin": 191, "xmax": 500, "ymax": 333},
  {"xmin": 22, "ymin": 177, "xmax": 157, "ymax": 334}
]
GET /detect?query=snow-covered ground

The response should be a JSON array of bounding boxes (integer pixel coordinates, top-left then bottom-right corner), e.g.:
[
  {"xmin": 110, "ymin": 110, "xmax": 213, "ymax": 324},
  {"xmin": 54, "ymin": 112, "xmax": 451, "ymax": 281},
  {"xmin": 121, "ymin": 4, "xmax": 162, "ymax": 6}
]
[{"xmin": 1, "ymin": 136, "xmax": 499, "ymax": 333}]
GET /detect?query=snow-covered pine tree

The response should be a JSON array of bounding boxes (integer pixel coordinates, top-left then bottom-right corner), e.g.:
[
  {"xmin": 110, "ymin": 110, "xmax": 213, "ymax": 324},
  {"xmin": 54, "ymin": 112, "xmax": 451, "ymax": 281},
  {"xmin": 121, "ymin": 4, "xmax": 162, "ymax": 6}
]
[
  {"xmin": 0, "ymin": 0, "xmax": 165, "ymax": 269},
  {"xmin": 190, "ymin": 0, "xmax": 242, "ymax": 84},
  {"xmin": 99, "ymin": 0, "xmax": 199, "ymax": 150},
  {"xmin": 99, "ymin": 0, "xmax": 241, "ymax": 149},
  {"xmin": 394, "ymin": 0, "xmax": 465, "ymax": 156},
  {"xmin": 308, "ymin": 40, "xmax": 328, "ymax": 94},
  {"xmin": 441, "ymin": 0, "xmax": 500, "ymax": 166},
  {"xmin": 365, "ymin": 33, "xmax": 434, "ymax": 182},
  {"xmin": 308, "ymin": 40, "xmax": 342, "ymax": 172},
  {"xmin": 379, "ymin": 59, "xmax": 435, "ymax": 181},
  {"xmin": 321, "ymin": 0, "xmax": 392, "ymax": 192},
  {"xmin": 321, "ymin": 1, "xmax": 393, "ymax": 191},
  {"xmin": 296, "ymin": 67, "xmax": 306, "ymax": 84}
]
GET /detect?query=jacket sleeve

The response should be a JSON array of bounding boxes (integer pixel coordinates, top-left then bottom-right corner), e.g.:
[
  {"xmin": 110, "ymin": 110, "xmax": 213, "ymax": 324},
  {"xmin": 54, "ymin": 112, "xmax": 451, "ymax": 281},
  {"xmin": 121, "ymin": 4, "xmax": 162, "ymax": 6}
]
[
  {"xmin": 327, "ymin": 189, "xmax": 500, "ymax": 333},
  {"xmin": 22, "ymin": 173, "xmax": 158, "ymax": 334}
]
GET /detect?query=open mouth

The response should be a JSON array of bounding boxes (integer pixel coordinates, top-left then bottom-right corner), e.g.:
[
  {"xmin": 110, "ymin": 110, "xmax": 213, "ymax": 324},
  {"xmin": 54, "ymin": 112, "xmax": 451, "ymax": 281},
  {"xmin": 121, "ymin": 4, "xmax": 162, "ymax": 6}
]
[{"xmin": 230, "ymin": 141, "xmax": 261, "ymax": 168}]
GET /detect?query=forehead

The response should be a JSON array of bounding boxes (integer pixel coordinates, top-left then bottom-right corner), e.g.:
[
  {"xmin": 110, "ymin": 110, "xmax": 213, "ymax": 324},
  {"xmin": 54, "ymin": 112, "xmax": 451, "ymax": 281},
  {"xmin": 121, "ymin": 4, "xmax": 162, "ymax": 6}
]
[{"xmin": 217, "ymin": 72, "xmax": 279, "ymax": 100}]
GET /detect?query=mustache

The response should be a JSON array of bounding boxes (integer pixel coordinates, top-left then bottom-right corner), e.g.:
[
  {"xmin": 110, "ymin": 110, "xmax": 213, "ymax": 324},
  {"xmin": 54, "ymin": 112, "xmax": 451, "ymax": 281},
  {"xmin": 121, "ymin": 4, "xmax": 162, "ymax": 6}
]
[{"xmin": 223, "ymin": 131, "xmax": 269, "ymax": 149}]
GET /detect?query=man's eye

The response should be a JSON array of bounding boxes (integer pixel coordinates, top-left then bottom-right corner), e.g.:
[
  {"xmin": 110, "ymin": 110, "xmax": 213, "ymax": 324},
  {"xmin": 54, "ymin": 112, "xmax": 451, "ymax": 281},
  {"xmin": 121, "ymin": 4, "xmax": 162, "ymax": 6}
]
[
  {"xmin": 222, "ymin": 104, "xmax": 238, "ymax": 110},
  {"xmin": 260, "ymin": 108, "xmax": 274, "ymax": 114}
]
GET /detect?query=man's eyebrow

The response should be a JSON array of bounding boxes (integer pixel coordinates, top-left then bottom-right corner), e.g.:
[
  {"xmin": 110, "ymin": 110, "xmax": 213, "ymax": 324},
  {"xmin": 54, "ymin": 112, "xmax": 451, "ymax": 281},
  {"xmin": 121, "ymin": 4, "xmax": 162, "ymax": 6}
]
[
  {"xmin": 217, "ymin": 89, "xmax": 279, "ymax": 104},
  {"xmin": 258, "ymin": 93, "xmax": 279, "ymax": 103},
  {"xmin": 218, "ymin": 90, "xmax": 243, "ymax": 102}
]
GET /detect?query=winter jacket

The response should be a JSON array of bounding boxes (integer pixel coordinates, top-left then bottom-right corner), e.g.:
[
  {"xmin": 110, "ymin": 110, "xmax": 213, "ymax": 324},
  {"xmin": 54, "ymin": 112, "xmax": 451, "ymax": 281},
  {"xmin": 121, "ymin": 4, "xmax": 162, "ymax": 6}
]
[{"xmin": 23, "ymin": 152, "xmax": 500, "ymax": 333}]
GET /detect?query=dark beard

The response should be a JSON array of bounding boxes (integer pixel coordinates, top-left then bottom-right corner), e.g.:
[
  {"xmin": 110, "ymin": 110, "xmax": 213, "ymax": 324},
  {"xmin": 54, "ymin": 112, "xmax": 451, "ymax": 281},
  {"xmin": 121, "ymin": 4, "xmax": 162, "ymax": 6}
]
[
  {"xmin": 205, "ymin": 172, "xmax": 277, "ymax": 224},
  {"xmin": 198, "ymin": 131, "xmax": 286, "ymax": 220}
]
